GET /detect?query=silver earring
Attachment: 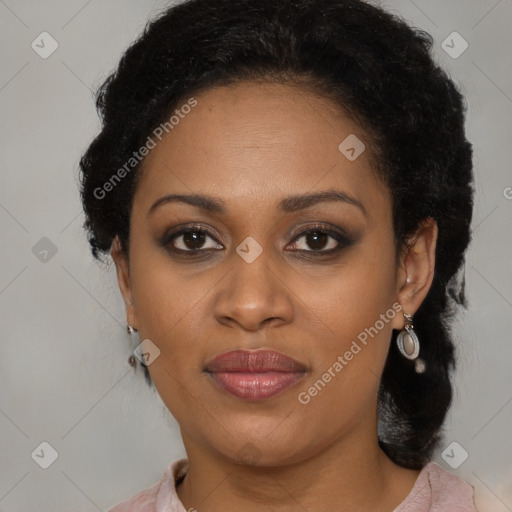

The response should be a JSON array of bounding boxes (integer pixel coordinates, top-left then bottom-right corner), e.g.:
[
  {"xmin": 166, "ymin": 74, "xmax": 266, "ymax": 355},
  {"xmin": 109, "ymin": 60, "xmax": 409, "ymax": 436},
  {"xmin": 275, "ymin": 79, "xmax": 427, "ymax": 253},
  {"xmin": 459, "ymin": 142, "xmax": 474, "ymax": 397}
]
[
  {"xmin": 127, "ymin": 324, "xmax": 138, "ymax": 335},
  {"xmin": 397, "ymin": 314, "xmax": 425, "ymax": 373},
  {"xmin": 127, "ymin": 324, "xmax": 139, "ymax": 368},
  {"xmin": 397, "ymin": 313, "xmax": 419, "ymax": 360}
]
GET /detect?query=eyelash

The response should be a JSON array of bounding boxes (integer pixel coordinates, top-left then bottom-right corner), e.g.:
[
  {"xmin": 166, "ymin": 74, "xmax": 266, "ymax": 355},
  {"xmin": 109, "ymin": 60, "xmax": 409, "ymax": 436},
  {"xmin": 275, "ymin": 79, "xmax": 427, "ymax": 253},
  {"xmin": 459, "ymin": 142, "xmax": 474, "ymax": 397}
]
[{"xmin": 160, "ymin": 223, "xmax": 353, "ymax": 258}]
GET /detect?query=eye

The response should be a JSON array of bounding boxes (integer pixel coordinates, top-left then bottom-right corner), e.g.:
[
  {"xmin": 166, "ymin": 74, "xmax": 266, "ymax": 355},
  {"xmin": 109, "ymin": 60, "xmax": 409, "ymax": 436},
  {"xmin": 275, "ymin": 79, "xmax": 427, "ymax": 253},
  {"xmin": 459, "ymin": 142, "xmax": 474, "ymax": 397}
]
[
  {"xmin": 287, "ymin": 224, "xmax": 351, "ymax": 255},
  {"xmin": 164, "ymin": 224, "xmax": 223, "ymax": 252}
]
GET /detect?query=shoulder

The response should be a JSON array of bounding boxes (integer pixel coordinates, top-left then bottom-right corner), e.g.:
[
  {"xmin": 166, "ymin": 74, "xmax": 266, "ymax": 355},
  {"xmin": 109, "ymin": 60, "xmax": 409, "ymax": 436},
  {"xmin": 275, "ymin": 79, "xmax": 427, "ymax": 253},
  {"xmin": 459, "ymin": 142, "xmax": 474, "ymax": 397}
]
[
  {"xmin": 394, "ymin": 462, "xmax": 478, "ymax": 511},
  {"xmin": 106, "ymin": 458, "xmax": 188, "ymax": 512}
]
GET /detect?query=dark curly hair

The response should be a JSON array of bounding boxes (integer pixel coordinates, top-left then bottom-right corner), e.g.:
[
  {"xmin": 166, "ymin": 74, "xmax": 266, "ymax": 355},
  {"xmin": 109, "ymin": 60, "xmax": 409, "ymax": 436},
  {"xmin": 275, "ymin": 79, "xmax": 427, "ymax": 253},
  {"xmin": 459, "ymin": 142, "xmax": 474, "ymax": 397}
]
[{"xmin": 79, "ymin": 0, "xmax": 474, "ymax": 470}]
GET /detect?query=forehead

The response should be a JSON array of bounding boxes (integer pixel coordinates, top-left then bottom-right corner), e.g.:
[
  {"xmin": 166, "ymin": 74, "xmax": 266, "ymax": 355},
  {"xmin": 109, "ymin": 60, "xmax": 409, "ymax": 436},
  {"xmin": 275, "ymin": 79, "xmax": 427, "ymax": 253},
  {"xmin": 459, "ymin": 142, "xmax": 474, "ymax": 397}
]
[{"xmin": 134, "ymin": 81, "xmax": 388, "ymax": 217}]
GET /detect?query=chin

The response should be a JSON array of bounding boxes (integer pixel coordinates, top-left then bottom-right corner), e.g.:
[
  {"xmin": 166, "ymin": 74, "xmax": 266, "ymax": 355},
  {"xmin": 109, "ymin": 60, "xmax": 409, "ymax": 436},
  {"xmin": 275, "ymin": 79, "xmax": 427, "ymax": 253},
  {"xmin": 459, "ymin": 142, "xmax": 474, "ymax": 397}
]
[{"xmin": 211, "ymin": 425, "xmax": 314, "ymax": 468}]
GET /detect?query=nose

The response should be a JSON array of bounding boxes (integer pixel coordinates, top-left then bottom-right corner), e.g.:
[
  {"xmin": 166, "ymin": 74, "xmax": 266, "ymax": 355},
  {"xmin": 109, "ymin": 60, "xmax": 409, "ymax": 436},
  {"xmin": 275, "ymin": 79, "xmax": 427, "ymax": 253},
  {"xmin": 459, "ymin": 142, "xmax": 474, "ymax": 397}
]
[{"xmin": 213, "ymin": 250, "xmax": 294, "ymax": 332}]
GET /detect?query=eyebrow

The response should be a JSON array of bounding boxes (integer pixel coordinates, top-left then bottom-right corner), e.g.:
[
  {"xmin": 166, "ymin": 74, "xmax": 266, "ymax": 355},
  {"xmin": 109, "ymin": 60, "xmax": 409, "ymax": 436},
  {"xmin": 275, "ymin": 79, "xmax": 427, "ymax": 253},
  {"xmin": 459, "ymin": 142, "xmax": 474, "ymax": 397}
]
[{"xmin": 147, "ymin": 188, "xmax": 367, "ymax": 217}]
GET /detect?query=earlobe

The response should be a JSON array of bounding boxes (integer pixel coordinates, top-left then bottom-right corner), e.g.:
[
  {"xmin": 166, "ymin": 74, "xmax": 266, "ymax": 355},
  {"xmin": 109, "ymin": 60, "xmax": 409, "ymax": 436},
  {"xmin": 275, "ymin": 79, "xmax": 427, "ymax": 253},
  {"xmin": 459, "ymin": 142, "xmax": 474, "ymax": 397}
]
[{"xmin": 394, "ymin": 217, "xmax": 438, "ymax": 328}]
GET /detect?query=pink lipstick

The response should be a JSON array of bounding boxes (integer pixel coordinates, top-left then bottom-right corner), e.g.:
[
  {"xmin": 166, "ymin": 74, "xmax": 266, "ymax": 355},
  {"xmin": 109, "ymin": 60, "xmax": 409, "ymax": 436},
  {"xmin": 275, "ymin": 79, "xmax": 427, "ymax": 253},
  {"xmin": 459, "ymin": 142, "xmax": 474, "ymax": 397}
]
[{"xmin": 205, "ymin": 349, "xmax": 307, "ymax": 401}]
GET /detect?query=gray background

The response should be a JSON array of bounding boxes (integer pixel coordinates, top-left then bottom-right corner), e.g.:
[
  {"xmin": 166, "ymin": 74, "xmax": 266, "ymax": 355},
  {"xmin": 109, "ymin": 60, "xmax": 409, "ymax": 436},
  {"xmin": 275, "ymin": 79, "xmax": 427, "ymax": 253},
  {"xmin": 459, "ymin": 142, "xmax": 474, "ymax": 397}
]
[{"xmin": 1, "ymin": 0, "xmax": 511, "ymax": 510}]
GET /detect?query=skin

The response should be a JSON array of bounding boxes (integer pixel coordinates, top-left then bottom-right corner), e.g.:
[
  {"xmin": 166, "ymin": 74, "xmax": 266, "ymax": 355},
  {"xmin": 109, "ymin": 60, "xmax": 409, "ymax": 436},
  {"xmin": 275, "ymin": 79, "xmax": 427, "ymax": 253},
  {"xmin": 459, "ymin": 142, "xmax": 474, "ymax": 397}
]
[{"xmin": 112, "ymin": 81, "xmax": 438, "ymax": 512}]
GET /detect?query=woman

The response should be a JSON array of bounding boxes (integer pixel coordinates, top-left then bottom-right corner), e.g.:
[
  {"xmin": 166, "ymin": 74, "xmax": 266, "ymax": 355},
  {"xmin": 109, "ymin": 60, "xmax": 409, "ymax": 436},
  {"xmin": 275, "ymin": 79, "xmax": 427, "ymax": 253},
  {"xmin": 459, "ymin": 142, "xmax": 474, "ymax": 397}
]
[{"xmin": 79, "ymin": 0, "xmax": 477, "ymax": 510}]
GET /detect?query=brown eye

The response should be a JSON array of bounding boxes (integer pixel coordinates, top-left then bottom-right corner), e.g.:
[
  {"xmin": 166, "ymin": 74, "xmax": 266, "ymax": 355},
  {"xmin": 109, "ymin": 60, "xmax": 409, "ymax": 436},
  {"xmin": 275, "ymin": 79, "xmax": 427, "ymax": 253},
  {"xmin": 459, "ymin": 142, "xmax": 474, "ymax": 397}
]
[
  {"xmin": 180, "ymin": 230, "xmax": 206, "ymax": 250},
  {"xmin": 168, "ymin": 227, "xmax": 223, "ymax": 252},
  {"xmin": 298, "ymin": 230, "xmax": 333, "ymax": 251},
  {"xmin": 288, "ymin": 224, "xmax": 352, "ymax": 255}
]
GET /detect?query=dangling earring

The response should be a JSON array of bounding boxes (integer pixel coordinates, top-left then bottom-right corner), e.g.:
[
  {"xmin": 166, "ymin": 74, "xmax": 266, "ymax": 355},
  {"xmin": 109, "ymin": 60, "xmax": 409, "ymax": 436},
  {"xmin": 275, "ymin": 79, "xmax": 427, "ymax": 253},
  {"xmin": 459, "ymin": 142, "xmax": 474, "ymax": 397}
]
[
  {"xmin": 127, "ymin": 324, "xmax": 138, "ymax": 368},
  {"xmin": 397, "ymin": 313, "xmax": 425, "ymax": 373}
]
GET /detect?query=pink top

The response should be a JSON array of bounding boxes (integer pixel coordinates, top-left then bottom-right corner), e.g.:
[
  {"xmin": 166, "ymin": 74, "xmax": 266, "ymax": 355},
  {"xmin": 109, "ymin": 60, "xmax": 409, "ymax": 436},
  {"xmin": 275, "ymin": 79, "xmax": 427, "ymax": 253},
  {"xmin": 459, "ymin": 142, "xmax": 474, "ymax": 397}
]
[{"xmin": 106, "ymin": 458, "xmax": 477, "ymax": 511}]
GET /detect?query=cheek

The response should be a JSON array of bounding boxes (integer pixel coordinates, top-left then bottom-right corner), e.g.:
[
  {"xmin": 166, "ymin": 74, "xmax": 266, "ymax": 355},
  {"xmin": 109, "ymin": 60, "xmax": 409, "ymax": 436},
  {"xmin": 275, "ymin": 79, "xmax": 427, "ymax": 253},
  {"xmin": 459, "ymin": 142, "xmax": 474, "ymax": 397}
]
[
  {"xmin": 128, "ymin": 246, "xmax": 195, "ymax": 360},
  {"xmin": 301, "ymin": 237, "xmax": 398, "ymax": 381},
  {"xmin": 314, "ymin": 239, "xmax": 397, "ymax": 327}
]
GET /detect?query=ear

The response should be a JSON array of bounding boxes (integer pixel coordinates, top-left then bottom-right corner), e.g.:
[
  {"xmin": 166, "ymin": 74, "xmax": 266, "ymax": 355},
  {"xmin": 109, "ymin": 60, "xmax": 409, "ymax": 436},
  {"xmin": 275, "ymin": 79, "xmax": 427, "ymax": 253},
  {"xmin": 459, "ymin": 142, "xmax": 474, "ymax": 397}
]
[
  {"xmin": 391, "ymin": 217, "xmax": 438, "ymax": 330},
  {"xmin": 111, "ymin": 235, "xmax": 137, "ymax": 329}
]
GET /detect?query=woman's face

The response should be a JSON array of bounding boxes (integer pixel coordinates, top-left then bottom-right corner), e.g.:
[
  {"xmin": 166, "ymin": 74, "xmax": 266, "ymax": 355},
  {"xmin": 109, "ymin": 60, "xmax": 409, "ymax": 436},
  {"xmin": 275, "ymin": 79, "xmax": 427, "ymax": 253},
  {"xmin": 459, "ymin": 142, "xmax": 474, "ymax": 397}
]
[{"xmin": 115, "ymin": 81, "xmax": 413, "ymax": 465}]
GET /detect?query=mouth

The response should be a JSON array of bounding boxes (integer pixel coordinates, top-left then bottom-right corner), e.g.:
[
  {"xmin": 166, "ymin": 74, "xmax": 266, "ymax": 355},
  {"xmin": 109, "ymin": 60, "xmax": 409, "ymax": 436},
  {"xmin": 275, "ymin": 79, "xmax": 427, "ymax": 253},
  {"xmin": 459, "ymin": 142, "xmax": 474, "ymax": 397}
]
[{"xmin": 205, "ymin": 349, "xmax": 307, "ymax": 401}]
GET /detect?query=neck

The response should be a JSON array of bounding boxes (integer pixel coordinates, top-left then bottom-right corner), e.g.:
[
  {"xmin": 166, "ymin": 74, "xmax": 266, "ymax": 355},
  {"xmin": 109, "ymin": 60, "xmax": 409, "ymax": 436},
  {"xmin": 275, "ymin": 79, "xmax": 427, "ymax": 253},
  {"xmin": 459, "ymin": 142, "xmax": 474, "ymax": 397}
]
[{"xmin": 176, "ymin": 423, "xmax": 420, "ymax": 512}]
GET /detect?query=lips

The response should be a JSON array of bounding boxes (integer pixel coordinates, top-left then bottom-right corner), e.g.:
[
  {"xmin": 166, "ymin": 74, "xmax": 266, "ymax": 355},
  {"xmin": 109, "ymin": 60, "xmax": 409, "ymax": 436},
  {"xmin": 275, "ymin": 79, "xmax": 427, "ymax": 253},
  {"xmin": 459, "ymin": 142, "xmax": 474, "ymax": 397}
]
[{"xmin": 205, "ymin": 349, "xmax": 307, "ymax": 401}]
